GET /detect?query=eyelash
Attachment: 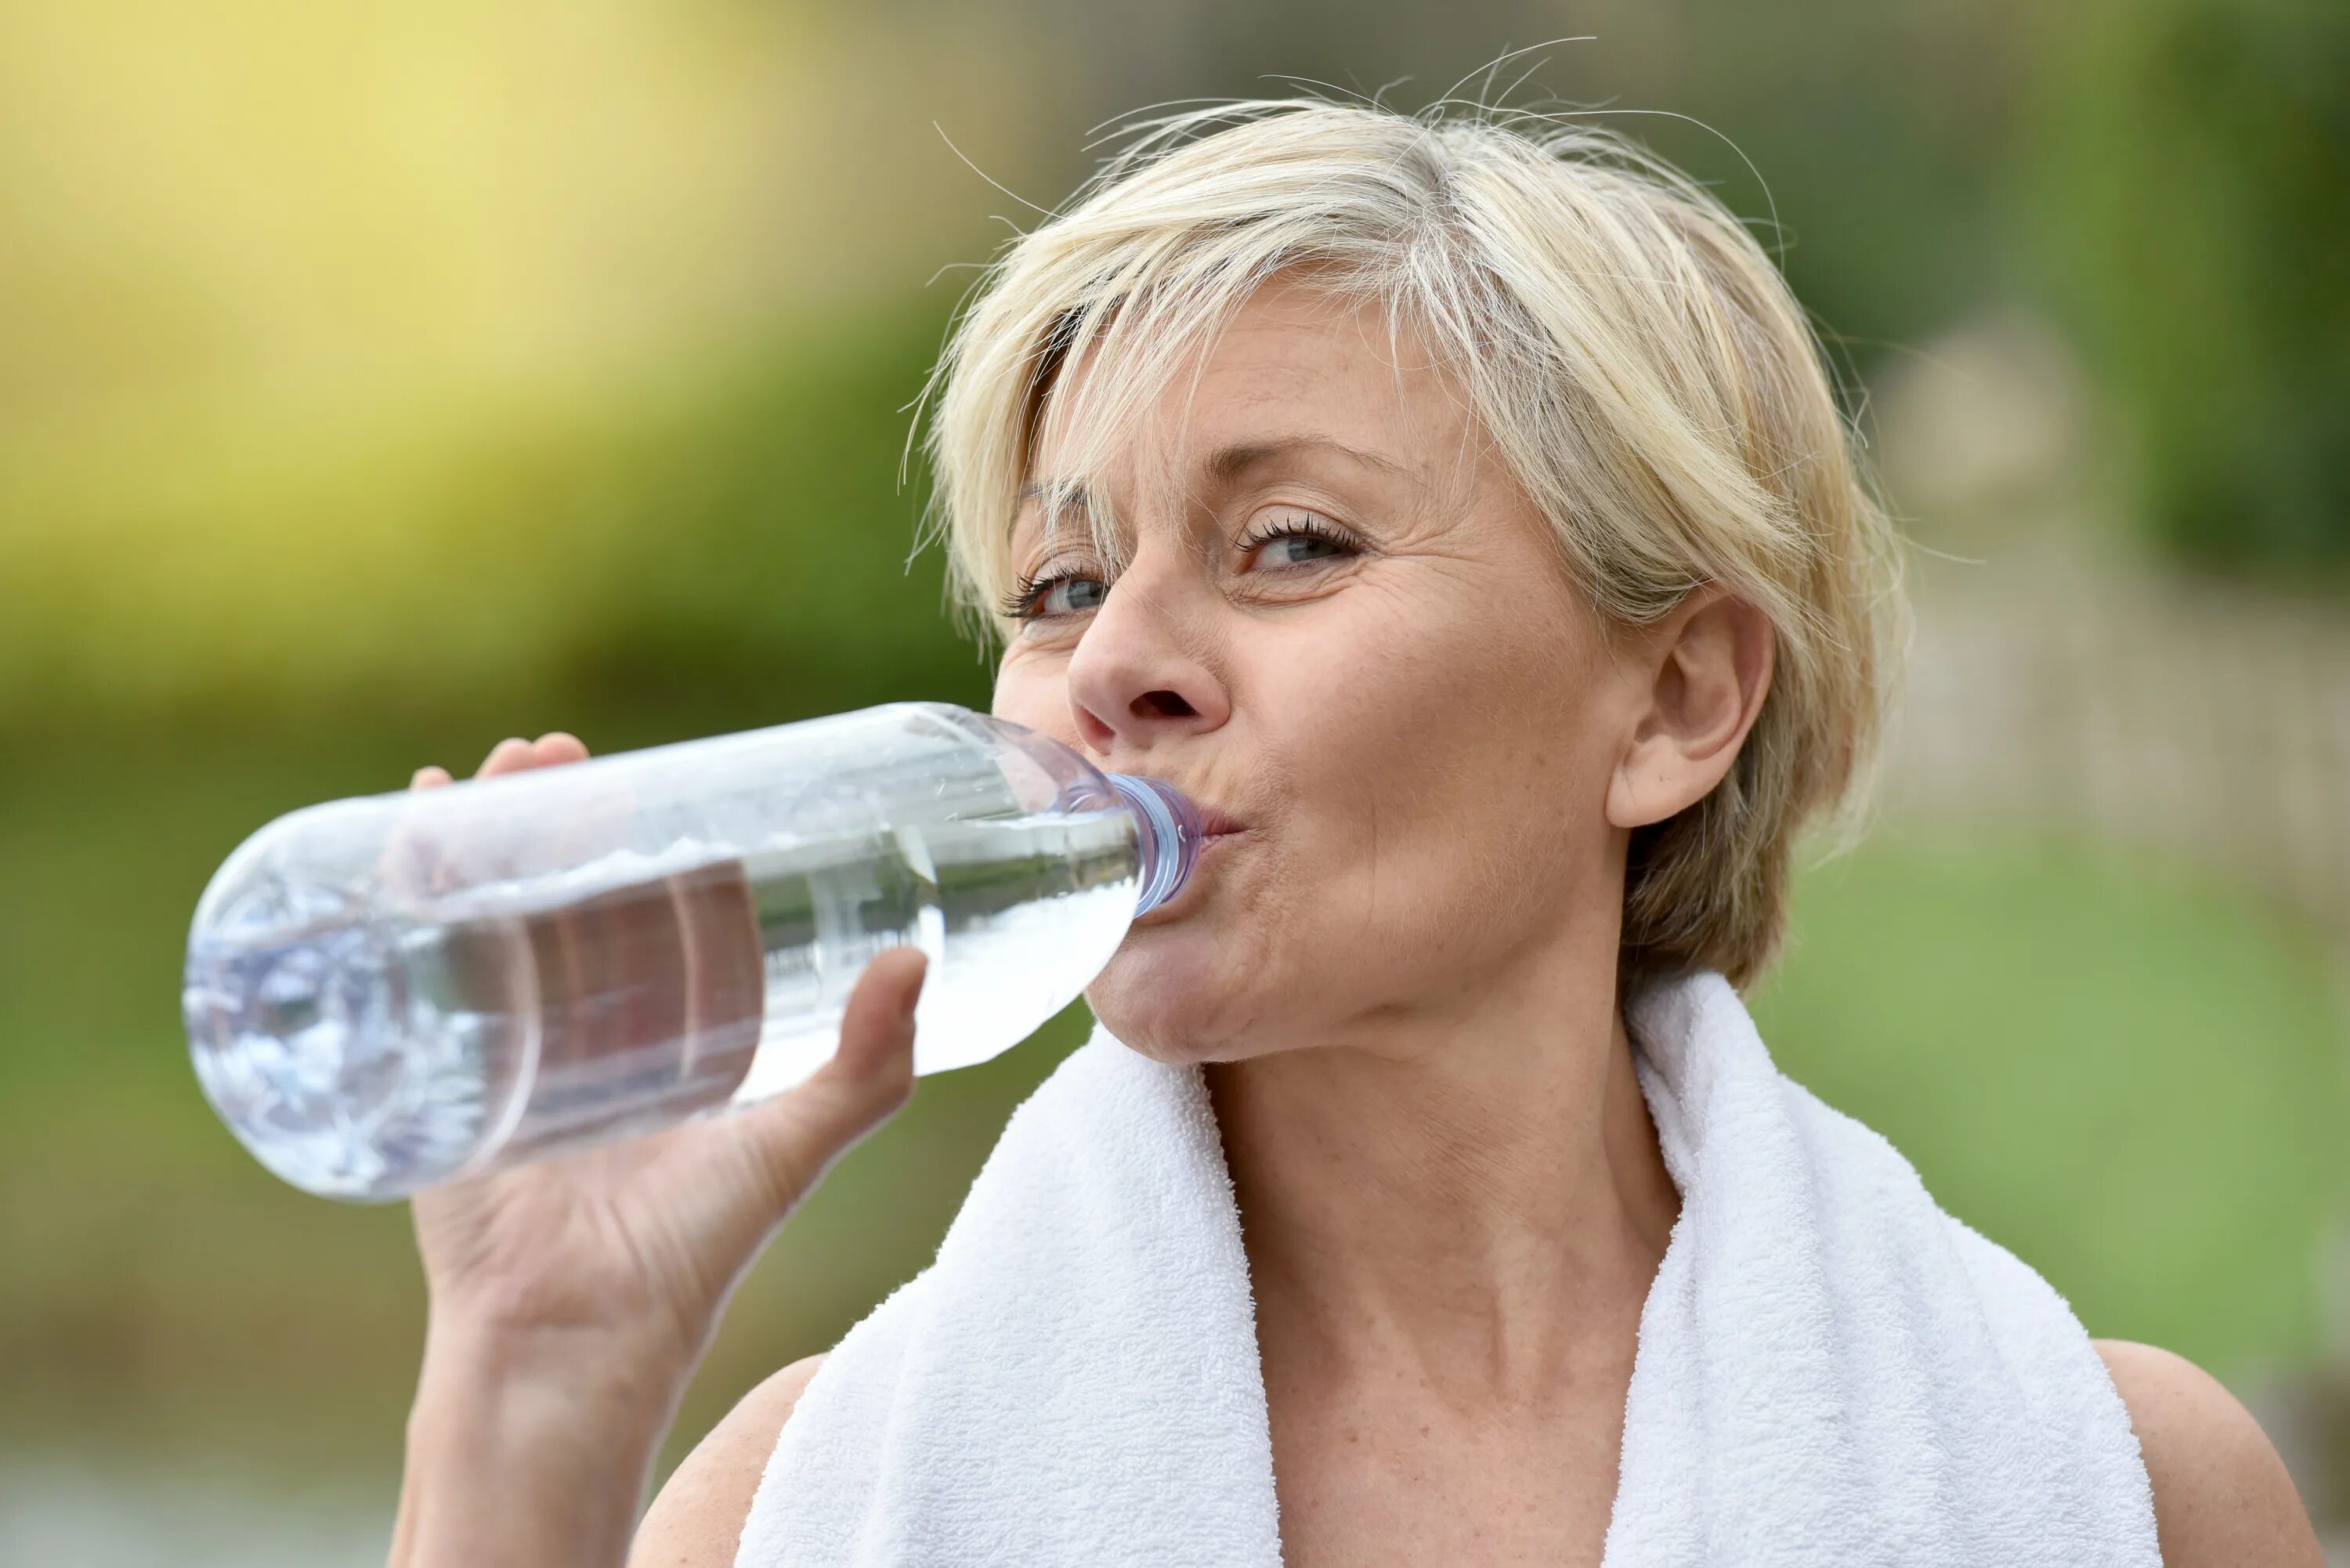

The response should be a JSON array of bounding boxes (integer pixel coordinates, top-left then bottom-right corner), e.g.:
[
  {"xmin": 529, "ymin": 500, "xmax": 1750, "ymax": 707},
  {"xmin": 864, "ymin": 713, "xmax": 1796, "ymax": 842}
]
[{"xmin": 1000, "ymin": 510, "xmax": 1361, "ymax": 623}]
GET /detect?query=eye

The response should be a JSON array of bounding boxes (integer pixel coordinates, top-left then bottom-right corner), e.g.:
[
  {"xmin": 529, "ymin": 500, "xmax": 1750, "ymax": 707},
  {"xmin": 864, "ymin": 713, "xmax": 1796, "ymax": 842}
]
[
  {"xmin": 1237, "ymin": 508, "xmax": 1360, "ymax": 571},
  {"xmin": 1002, "ymin": 569, "xmax": 1108, "ymax": 624},
  {"xmin": 1001, "ymin": 508, "xmax": 1358, "ymax": 627},
  {"xmin": 1036, "ymin": 576, "xmax": 1108, "ymax": 615}
]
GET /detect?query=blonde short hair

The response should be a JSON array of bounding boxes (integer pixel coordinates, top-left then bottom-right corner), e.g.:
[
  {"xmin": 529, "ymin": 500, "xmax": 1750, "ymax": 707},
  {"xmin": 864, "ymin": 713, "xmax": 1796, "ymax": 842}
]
[{"xmin": 921, "ymin": 99, "xmax": 1911, "ymax": 997}]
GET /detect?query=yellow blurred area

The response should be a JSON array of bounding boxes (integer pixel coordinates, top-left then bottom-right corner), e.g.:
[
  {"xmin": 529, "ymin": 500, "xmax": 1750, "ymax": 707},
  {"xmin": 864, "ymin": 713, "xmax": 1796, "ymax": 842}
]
[
  {"xmin": 0, "ymin": 0, "xmax": 1042, "ymax": 405},
  {"xmin": 0, "ymin": 0, "xmax": 1043, "ymax": 709}
]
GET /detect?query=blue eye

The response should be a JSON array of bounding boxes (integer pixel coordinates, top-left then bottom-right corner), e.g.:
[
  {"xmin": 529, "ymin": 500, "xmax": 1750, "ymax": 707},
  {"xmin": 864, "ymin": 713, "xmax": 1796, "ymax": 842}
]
[
  {"xmin": 1003, "ymin": 509, "xmax": 1357, "ymax": 626},
  {"xmin": 1002, "ymin": 571, "xmax": 1107, "ymax": 623},
  {"xmin": 1239, "ymin": 510, "xmax": 1359, "ymax": 570},
  {"xmin": 1039, "ymin": 576, "xmax": 1108, "ymax": 614},
  {"xmin": 1254, "ymin": 531, "xmax": 1345, "ymax": 566}
]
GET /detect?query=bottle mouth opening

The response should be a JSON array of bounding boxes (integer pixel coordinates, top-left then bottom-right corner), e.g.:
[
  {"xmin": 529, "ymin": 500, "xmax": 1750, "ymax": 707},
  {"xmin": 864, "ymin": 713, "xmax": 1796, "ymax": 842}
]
[{"xmin": 1105, "ymin": 774, "xmax": 1202, "ymax": 916}]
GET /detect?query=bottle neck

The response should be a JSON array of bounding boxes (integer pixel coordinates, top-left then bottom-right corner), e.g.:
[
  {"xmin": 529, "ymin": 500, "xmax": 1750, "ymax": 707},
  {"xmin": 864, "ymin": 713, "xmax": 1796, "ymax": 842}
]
[{"xmin": 1105, "ymin": 774, "xmax": 1202, "ymax": 916}]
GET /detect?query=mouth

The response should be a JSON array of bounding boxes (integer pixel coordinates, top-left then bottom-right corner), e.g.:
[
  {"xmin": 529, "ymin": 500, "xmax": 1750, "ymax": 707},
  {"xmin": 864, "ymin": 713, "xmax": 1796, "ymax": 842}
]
[
  {"xmin": 1194, "ymin": 808, "xmax": 1250, "ymax": 883},
  {"xmin": 1127, "ymin": 794, "xmax": 1247, "ymax": 925},
  {"xmin": 1196, "ymin": 829, "xmax": 1248, "ymax": 862},
  {"xmin": 1191, "ymin": 800, "xmax": 1253, "ymax": 865},
  {"xmin": 1195, "ymin": 804, "xmax": 1248, "ymax": 844}
]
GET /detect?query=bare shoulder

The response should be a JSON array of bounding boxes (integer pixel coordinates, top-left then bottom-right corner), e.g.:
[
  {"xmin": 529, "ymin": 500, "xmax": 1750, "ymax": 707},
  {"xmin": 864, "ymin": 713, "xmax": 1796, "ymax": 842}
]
[
  {"xmin": 2092, "ymin": 1338, "xmax": 2324, "ymax": 1568},
  {"xmin": 628, "ymin": 1353, "xmax": 828, "ymax": 1568}
]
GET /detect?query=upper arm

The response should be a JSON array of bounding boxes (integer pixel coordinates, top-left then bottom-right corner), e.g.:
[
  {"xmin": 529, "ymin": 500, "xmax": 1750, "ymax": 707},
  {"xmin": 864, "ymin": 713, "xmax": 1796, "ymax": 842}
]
[
  {"xmin": 2093, "ymin": 1338, "xmax": 2324, "ymax": 1568},
  {"xmin": 629, "ymin": 1353, "xmax": 826, "ymax": 1568}
]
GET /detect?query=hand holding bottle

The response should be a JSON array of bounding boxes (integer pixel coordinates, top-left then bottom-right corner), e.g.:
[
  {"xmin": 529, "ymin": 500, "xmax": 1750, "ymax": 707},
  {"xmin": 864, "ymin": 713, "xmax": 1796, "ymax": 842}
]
[
  {"xmin": 402, "ymin": 733, "xmax": 924, "ymax": 1360},
  {"xmin": 387, "ymin": 733, "xmax": 926, "ymax": 1568}
]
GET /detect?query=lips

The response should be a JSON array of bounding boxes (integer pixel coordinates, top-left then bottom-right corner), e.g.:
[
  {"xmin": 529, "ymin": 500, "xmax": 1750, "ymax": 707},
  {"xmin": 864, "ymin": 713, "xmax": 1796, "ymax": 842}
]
[
  {"xmin": 1195, "ymin": 805, "xmax": 1247, "ymax": 840},
  {"xmin": 1127, "ymin": 791, "xmax": 1245, "ymax": 924}
]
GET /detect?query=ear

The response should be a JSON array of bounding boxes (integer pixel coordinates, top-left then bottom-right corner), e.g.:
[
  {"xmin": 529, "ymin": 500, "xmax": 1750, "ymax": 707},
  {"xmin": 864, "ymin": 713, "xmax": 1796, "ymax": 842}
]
[{"xmin": 1606, "ymin": 586, "xmax": 1777, "ymax": 831}]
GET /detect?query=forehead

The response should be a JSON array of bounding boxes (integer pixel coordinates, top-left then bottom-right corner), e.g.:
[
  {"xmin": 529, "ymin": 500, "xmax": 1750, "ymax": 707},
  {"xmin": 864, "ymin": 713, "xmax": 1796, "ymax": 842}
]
[{"xmin": 1026, "ymin": 279, "xmax": 1469, "ymax": 491}]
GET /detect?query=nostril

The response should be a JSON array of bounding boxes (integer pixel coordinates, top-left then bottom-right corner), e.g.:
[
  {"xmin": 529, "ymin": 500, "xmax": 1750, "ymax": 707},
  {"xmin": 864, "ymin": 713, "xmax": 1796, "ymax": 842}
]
[{"xmin": 1134, "ymin": 690, "xmax": 1198, "ymax": 720}]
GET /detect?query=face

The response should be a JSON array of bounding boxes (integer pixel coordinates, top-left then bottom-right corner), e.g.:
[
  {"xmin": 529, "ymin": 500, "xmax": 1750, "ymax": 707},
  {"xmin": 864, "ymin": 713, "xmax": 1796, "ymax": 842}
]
[{"xmin": 992, "ymin": 280, "xmax": 1653, "ymax": 1064}]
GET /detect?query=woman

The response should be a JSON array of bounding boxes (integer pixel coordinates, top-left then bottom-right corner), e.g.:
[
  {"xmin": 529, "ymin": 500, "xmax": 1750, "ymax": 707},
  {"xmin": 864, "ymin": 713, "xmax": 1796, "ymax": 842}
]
[{"xmin": 386, "ymin": 103, "xmax": 2323, "ymax": 1566}]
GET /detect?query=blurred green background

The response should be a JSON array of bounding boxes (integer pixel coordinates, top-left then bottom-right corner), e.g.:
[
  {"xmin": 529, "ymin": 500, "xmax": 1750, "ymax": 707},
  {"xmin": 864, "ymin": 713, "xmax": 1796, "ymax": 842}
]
[{"xmin": 5, "ymin": 0, "xmax": 2348, "ymax": 1559}]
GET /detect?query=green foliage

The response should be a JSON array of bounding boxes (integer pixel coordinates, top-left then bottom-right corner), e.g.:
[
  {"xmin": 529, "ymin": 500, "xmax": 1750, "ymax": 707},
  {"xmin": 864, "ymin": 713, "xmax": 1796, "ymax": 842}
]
[
  {"xmin": 1593, "ymin": 0, "xmax": 2029, "ymax": 387},
  {"xmin": 552, "ymin": 311, "xmax": 994, "ymax": 717},
  {"xmin": 2022, "ymin": 0, "xmax": 2350, "ymax": 576},
  {"xmin": 0, "ymin": 306, "xmax": 988, "ymax": 730}
]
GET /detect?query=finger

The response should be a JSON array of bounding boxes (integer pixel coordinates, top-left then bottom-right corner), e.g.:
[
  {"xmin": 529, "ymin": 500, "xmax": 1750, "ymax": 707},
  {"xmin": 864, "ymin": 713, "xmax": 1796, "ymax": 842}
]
[
  {"xmin": 728, "ymin": 948, "xmax": 925, "ymax": 1214},
  {"xmin": 532, "ymin": 732, "xmax": 590, "ymax": 765},
  {"xmin": 389, "ymin": 729, "xmax": 588, "ymax": 904},
  {"xmin": 388, "ymin": 768, "xmax": 456, "ymax": 894},
  {"xmin": 473, "ymin": 737, "xmax": 534, "ymax": 779},
  {"xmin": 474, "ymin": 733, "xmax": 591, "ymax": 779},
  {"xmin": 824, "ymin": 947, "xmax": 927, "ymax": 1090}
]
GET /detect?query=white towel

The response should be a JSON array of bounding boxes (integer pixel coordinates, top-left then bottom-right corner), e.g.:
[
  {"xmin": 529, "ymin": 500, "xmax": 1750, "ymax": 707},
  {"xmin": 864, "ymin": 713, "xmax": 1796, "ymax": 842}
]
[{"xmin": 736, "ymin": 968, "xmax": 2160, "ymax": 1566}]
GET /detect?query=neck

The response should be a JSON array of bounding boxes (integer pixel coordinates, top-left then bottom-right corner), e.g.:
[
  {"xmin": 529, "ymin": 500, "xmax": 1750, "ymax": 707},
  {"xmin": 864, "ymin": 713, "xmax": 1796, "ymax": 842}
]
[{"xmin": 1205, "ymin": 934, "xmax": 1679, "ymax": 1411}]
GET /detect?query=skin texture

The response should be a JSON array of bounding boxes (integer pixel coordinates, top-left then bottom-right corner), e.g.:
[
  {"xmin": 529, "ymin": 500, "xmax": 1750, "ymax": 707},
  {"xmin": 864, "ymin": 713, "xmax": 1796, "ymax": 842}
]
[
  {"xmin": 395, "ymin": 282, "xmax": 2326, "ymax": 1567},
  {"xmin": 2098, "ymin": 1340, "xmax": 2327, "ymax": 1567}
]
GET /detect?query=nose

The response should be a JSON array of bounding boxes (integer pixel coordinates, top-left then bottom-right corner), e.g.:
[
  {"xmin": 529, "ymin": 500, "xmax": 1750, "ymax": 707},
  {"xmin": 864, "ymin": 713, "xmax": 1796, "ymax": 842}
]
[{"xmin": 1063, "ymin": 563, "xmax": 1231, "ymax": 758}]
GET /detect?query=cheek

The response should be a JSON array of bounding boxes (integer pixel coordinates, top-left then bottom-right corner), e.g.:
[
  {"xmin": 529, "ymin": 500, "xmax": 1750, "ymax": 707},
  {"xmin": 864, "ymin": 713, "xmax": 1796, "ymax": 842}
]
[
  {"xmin": 1249, "ymin": 587, "xmax": 1619, "ymax": 944},
  {"xmin": 990, "ymin": 649, "xmax": 1077, "ymax": 745},
  {"xmin": 1253, "ymin": 577, "xmax": 1596, "ymax": 811}
]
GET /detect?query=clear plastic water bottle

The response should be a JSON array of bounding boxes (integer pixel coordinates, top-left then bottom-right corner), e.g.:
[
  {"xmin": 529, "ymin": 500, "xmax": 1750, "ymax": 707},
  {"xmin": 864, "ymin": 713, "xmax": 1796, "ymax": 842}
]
[{"xmin": 182, "ymin": 703, "xmax": 1200, "ymax": 1201}]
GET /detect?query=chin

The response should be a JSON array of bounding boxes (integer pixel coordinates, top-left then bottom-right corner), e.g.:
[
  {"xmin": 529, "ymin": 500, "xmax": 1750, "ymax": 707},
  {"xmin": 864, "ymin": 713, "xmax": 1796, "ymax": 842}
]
[{"xmin": 1082, "ymin": 924, "xmax": 1249, "ymax": 1064}]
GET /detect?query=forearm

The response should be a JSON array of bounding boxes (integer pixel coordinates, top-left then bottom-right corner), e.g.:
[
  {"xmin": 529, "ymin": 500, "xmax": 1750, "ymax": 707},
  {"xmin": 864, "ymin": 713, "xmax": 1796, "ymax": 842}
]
[{"xmin": 387, "ymin": 1316, "xmax": 689, "ymax": 1568}]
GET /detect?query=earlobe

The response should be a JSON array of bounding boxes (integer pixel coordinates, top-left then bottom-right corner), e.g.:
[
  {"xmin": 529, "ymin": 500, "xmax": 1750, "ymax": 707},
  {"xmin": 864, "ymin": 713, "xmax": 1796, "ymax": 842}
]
[{"xmin": 1603, "ymin": 750, "xmax": 1669, "ymax": 832}]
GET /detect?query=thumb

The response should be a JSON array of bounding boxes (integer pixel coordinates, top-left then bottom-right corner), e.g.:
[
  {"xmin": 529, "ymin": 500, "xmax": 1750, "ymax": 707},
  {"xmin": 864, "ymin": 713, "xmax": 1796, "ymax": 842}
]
[{"xmin": 724, "ymin": 946, "xmax": 926, "ymax": 1221}]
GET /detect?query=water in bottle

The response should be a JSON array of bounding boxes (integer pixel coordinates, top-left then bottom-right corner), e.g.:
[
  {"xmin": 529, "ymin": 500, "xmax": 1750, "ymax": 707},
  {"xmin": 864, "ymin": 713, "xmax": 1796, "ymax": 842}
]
[{"xmin": 182, "ymin": 703, "xmax": 1201, "ymax": 1201}]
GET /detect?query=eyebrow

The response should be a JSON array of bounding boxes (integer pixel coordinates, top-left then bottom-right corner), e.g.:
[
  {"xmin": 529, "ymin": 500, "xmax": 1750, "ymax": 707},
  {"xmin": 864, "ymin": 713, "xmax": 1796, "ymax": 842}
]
[
  {"xmin": 1203, "ymin": 435, "xmax": 1412, "ymax": 486},
  {"xmin": 1015, "ymin": 435, "xmax": 1412, "ymax": 515}
]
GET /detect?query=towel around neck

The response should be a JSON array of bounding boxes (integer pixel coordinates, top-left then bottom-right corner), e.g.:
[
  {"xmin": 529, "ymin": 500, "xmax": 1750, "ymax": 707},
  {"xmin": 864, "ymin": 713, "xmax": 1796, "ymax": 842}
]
[{"xmin": 737, "ymin": 967, "xmax": 2158, "ymax": 1567}]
